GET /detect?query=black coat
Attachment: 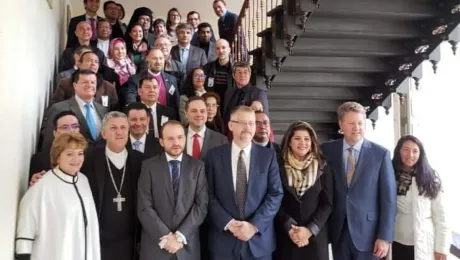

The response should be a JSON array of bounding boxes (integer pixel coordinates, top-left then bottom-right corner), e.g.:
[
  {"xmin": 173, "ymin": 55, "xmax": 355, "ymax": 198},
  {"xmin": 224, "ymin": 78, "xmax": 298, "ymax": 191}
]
[{"xmin": 126, "ymin": 134, "xmax": 163, "ymax": 159}]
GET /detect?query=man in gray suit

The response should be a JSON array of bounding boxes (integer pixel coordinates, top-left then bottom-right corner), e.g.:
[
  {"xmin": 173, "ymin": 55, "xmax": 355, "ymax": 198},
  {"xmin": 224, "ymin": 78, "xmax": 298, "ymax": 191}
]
[
  {"xmin": 137, "ymin": 120, "xmax": 208, "ymax": 260},
  {"xmin": 40, "ymin": 69, "xmax": 108, "ymax": 151},
  {"xmin": 184, "ymin": 96, "xmax": 228, "ymax": 161},
  {"xmin": 171, "ymin": 23, "xmax": 208, "ymax": 75}
]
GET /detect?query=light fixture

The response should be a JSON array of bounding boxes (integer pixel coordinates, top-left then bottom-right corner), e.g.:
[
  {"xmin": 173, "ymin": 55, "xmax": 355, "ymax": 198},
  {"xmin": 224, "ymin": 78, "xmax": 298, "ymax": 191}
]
[
  {"xmin": 398, "ymin": 63, "xmax": 412, "ymax": 71},
  {"xmin": 415, "ymin": 44, "xmax": 430, "ymax": 54},
  {"xmin": 432, "ymin": 25, "xmax": 448, "ymax": 35}
]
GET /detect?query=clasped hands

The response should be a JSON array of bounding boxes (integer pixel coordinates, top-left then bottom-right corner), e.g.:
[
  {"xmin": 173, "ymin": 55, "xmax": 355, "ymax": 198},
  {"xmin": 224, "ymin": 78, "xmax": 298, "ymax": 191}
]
[
  {"xmin": 228, "ymin": 220, "xmax": 257, "ymax": 241},
  {"xmin": 159, "ymin": 232, "xmax": 183, "ymax": 254},
  {"xmin": 288, "ymin": 225, "xmax": 312, "ymax": 248}
]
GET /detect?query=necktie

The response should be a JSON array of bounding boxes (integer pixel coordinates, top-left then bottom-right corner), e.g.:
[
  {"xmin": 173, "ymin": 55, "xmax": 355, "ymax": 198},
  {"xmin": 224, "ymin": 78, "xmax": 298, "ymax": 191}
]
[
  {"xmin": 235, "ymin": 150, "xmax": 247, "ymax": 218},
  {"xmin": 346, "ymin": 148, "xmax": 356, "ymax": 186},
  {"xmin": 170, "ymin": 160, "xmax": 181, "ymax": 203},
  {"xmin": 84, "ymin": 103, "xmax": 98, "ymax": 140},
  {"xmin": 181, "ymin": 48, "xmax": 186, "ymax": 64},
  {"xmin": 192, "ymin": 134, "xmax": 201, "ymax": 159},
  {"xmin": 89, "ymin": 18, "xmax": 97, "ymax": 41},
  {"xmin": 147, "ymin": 107, "xmax": 158, "ymax": 138},
  {"xmin": 133, "ymin": 140, "xmax": 142, "ymax": 152}
]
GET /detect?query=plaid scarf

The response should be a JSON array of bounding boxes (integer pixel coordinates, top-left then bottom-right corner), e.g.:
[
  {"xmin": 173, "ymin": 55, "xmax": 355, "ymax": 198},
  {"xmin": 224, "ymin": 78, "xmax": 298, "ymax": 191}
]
[
  {"xmin": 396, "ymin": 168, "xmax": 416, "ymax": 196},
  {"xmin": 285, "ymin": 152, "xmax": 318, "ymax": 197}
]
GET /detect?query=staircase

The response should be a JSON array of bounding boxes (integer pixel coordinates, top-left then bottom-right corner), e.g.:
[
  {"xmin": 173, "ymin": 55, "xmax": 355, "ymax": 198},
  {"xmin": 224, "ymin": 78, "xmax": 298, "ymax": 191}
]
[{"xmin": 233, "ymin": 0, "xmax": 460, "ymax": 142}]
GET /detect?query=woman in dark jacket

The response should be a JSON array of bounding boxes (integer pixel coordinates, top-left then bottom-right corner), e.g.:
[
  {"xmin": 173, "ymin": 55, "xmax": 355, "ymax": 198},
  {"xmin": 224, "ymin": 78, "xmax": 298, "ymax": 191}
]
[
  {"xmin": 274, "ymin": 121, "xmax": 333, "ymax": 260},
  {"xmin": 202, "ymin": 92, "xmax": 225, "ymax": 134}
]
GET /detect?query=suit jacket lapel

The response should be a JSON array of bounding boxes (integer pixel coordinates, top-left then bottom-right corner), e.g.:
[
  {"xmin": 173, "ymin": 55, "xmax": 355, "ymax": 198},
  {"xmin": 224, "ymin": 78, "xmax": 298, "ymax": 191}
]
[
  {"xmin": 331, "ymin": 140, "xmax": 347, "ymax": 188},
  {"xmin": 175, "ymin": 155, "xmax": 190, "ymax": 213},
  {"xmin": 200, "ymin": 128, "xmax": 211, "ymax": 160},
  {"xmin": 69, "ymin": 97, "xmax": 92, "ymax": 140},
  {"xmin": 245, "ymin": 146, "xmax": 259, "ymax": 214},
  {"xmin": 159, "ymin": 153, "xmax": 175, "ymax": 207},
  {"xmin": 156, "ymin": 105, "xmax": 164, "ymax": 134},
  {"xmin": 187, "ymin": 47, "xmax": 194, "ymax": 70},
  {"xmin": 222, "ymin": 145, "xmax": 238, "ymax": 210},
  {"xmin": 349, "ymin": 139, "xmax": 373, "ymax": 189}
]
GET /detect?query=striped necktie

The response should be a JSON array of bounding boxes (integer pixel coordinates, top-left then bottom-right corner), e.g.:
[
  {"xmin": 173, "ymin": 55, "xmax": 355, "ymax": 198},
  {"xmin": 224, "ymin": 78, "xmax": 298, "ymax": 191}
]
[{"xmin": 346, "ymin": 147, "xmax": 356, "ymax": 186}]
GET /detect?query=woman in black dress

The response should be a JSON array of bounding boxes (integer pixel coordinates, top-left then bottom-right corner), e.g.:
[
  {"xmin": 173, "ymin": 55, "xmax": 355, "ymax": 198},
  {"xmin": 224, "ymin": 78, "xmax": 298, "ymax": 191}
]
[{"xmin": 273, "ymin": 121, "xmax": 333, "ymax": 260}]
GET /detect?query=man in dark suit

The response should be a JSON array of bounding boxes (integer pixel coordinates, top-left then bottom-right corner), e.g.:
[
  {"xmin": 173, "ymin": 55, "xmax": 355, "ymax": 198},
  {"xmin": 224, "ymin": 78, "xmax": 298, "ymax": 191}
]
[
  {"xmin": 321, "ymin": 102, "xmax": 396, "ymax": 260},
  {"xmin": 253, "ymin": 111, "xmax": 280, "ymax": 156},
  {"xmin": 52, "ymin": 52, "xmax": 119, "ymax": 111},
  {"xmin": 136, "ymin": 75, "xmax": 177, "ymax": 139},
  {"xmin": 206, "ymin": 106, "xmax": 283, "ymax": 260},
  {"xmin": 155, "ymin": 36, "xmax": 186, "ymax": 93},
  {"xmin": 103, "ymin": 1, "xmax": 126, "ymax": 39},
  {"xmin": 66, "ymin": 0, "xmax": 103, "ymax": 48},
  {"xmin": 124, "ymin": 102, "xmax": 163, "ymax": 159},
  {"xmin": 213, "ymin": 0, "xmax": 238, "ymax": 45},
  {"xmin": 123, "ymin": 49, "xmax": 180, "ymax": 113},
  {"xmin": 222, "ymin": 62, "xmax": 269, "ymax": 127},
  {"xmin": 137, "ymin": 120, "xmax": 208, "ymax": 260},
  {"xmin": 171, "ymin": 23, "xmax": 208, "ymax": 75},
  {"xmin": 188, "ymin": 12, "xmax": 216, "ymax": 46},
  {"xmin": 194, "ymin": 22, "xmax": 217, "ymax": 63},
  {"xmin": 40, "ymin": 69, "xmax": 108, "ymax": 151},
  {"xmin": 60, "ymin": 21, "xmax": 106, "ymax": 72},
  {"xmin": 56, "ymin": 45, "xmax": 92, "ymax": 85}
]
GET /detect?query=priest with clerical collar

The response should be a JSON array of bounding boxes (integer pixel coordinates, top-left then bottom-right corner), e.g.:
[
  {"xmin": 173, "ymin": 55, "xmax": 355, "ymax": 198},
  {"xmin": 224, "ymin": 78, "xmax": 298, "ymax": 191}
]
[{"xmin": 84, "ymin": 111, "xmax": 145, "ymax": 260}]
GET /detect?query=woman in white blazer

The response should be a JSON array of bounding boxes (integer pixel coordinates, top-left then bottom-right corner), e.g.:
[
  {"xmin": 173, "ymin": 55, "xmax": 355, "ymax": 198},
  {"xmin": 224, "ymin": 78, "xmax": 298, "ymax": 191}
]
[{"xmin": 392, "ymin": 135, "xmax": 450, "ymax": 260}]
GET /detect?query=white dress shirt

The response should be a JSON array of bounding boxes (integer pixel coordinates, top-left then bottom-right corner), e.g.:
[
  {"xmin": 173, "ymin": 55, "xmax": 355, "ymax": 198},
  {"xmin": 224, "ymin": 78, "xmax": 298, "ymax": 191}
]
[
  {"xmin": 186, "ymin": 126, "xmax": 206, "ymax": 156},
  {"xmin": 105, "ymin": 146, "xmax": 128, "ymax": 169},
  {"xmin": 394, "ymin": 188, "xmax": 415, "ymax": 245},
  {"xmin": 231, "ymin": 142, "xmax": 251, "ymax": 191},
  {"xmin": 75, "ymin": 95, "xmax": 102, "ymax": 135},
  {"xmin": 97, "ymin": 39, "xmax": 110, "ymax": 57},
  {"xmin": 130, "ymin": 133, "xmax": 147, "ymax": 153},
  {"xmin": 143, "ymin": 102, "xmax": 159, "ymax": 138}
]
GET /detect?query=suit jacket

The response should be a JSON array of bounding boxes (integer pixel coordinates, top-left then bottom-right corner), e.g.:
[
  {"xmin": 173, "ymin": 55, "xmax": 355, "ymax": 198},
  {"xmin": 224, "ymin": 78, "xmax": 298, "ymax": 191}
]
[
  {"xmin": 154, "ymin": 103, "xmax": 177, "ymax": 132},
  {"xmin": 222, "ymin": 84, "xmax": 269, "ymax": 125},
  {"xmin": 165, "ymin": 59, "xmax": 186, "ymax": 94},
  {"xmin": 126, "ymin": 134, "xmax": 163, "ymax": 159},
  {"xmin": 203, "ymin": 41, "xmax": 217, "ymax": 63},
  {"xmin": 205, "ymin": 144, "xmax": 283, "ymax": 258},
  {"xmin": 321, "ymin": 139, "xmax": 396, "ymax": 252},
  {"xmin": 29, "ymin": 152, "xmax": 50, "ymax": 181},
  {"xmin": 185, "ymin": 127, "xmax": 228, "ymax": 161},
  {"xmin": 40, "ymin": 96, "xmax": 108, "ymax": 151},
  {"xmin": 51, "ymin": 76, "xmax": 119, "ymax": 111},
  {"xmin": 123, "ymin": 72, "xmax": 180, "ymax": 113},
  {"xmin": 59, "ymin": 44, "xmax": 106, "ymax": 73},
  {"xmin": 218, "ymin": 11, "xmax": 238, "ymax": 45},
  {"xmin": 137, "ymin": 153, "xmax": 208, "ymax": 260},
  {"xmin": 66, "ymin": 15, "xmax": 104, "ymax": 48},
  {"xmin": 171, "ymin": 45, "xmax": 208, "ymax": 74}
]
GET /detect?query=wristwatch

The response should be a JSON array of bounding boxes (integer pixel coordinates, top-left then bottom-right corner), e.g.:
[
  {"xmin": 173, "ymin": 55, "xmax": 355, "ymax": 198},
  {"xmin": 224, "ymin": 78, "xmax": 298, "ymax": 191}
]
[{"xmin": 175, "ymin": 233, "xmax": 184, "ymax": 243}]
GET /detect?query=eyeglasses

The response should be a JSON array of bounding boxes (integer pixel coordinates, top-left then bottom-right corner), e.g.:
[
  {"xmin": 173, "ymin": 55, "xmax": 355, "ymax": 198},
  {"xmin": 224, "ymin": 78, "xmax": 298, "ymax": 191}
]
[
  {"xmin": 206, "ymin": 103, "xmax": 219, "ymax": 109},
  {"xmin": 256, "ymin": 120, "xmax": 270, "ymax": 127},
  {"xmin": 231, "ymin": 120, "xmax": 256, "ymax": 127},
  {"xmin": 194, "ymin": 74, "xmax": 206, "ymax": 79},
  {"xmin": 57, "ymin": 123, "xmax": 80, "ymax": 131}
]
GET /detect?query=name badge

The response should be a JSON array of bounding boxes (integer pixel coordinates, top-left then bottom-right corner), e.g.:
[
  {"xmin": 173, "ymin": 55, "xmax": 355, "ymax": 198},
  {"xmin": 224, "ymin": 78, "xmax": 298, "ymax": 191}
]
[
  {"xmin": 101, "ymin": 95, "xmax": 109, "ymax": 107},
  {"xmin": 208, "ymin": 77, "xmax": 215, "ymax": 87},
  {"xmin": 160, "ymin": 115, "xmax": 169, "ymax": 126},
  {"xmin": 169, "ymin": 85, "xmax": 176, "ymax": 95}
]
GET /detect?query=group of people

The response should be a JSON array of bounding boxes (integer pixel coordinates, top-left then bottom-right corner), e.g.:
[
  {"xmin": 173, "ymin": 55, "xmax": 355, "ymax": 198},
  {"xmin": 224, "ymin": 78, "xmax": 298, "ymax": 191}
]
[{"xmin": 14, "ymin": 0, "xmax": 451, "ymax": 260}]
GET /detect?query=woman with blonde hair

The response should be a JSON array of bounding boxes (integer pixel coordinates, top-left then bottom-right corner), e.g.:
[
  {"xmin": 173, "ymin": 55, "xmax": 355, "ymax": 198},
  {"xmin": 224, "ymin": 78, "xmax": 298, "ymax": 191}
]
[{"xmin": 15, "ymin": 132, "xmax": 100, "ymax": 260}]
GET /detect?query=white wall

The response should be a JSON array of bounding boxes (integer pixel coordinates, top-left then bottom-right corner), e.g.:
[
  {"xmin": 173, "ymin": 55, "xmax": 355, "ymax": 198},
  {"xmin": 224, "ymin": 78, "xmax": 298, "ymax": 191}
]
[
  {"xmin": 0, "ymin": 0, "xmax": 69, "ymax": 258},
  {"xmin": 70, "ymin": 0, "xmax": 245, "ymax": 35}
]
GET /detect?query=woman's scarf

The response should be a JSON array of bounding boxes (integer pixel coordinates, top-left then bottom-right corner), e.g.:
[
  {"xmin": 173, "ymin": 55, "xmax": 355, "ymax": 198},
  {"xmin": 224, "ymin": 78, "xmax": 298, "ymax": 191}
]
[
  {"xmin": 285, "ymin": 152, "xmax": 319, "ymax": 197},
  {"xmin": 397, "ymin": 168, "xmax": 416, "ymax": 196},
  {"xmin": 106, "ymin": 38, "xmax": 137, "ymax": 85}
]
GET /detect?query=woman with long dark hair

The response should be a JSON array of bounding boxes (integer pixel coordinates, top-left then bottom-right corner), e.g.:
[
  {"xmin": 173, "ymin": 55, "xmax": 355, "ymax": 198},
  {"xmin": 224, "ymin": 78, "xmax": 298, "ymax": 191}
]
[
  {"xmin": 124, "ymin": 24, "xmax": 149, "ymax": 67},
  {"xmin": 166, "ymin": 8, "xmax": 181, "ymax": 45},
  {"xmin": 273, "ymin": 121, "xmax": 333, "ymax": 260},
  {"xmin": 202, "ymin": 92, "xmax": 225, "ymax": 134},
  {"xmin": 392, "ymin": 135, "xmax": 449, "ymax": 260}
]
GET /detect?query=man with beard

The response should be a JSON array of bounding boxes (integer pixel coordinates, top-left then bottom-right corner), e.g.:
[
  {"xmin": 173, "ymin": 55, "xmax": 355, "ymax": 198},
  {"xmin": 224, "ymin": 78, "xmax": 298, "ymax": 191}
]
[
  {"xmin": 205, "ymin": 106, "xmax": 283, "ymax": 260},
  {"xmin": 84, "ymin": 111, "xmax": 145, "ymax": 260},
  {"xmin": 137, "ymin": 120, "xmax": 208, "ymax": 259},
  {"xmin": 155, "ymin": 36, "xmax": 186, "ymax": 91},
  {"xmin": 252, "ymin": 111, "xmax": 280, "ymax": 156}
]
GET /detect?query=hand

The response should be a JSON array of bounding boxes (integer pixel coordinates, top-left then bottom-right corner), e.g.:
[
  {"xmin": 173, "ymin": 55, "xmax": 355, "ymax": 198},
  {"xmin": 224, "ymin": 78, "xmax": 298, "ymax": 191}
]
[
  {"xmin": 289, "ymin": 225, "xmax": 310, "ymax": 247},
  {"xmin": 231, "ymin": 221, "xmax": 257, "ymax": 241},
  {"xmin": 162, "ymin": 233, "xmax": 183, "ymax": 254},
  {"xmin": 29, "ymin": 171, "xmax": 46, "ymax": 187},
  {"xmin": 435, "ymin": 252, "xmax": 447, "ymax": 260},
  {"xmin": 373, "ymin": 239, "xmax": 390, "ymax": 258}
]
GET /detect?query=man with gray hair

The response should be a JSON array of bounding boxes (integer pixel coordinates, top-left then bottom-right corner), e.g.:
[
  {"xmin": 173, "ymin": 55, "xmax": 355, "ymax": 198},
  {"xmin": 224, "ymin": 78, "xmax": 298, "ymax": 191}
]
[
  {"xmin": 171, "ymin": 23, "xmax": 207, "ymax": 74},
  {"xmin": 84, "ymin": 111, "xmax": 145, "ymax": 260}
]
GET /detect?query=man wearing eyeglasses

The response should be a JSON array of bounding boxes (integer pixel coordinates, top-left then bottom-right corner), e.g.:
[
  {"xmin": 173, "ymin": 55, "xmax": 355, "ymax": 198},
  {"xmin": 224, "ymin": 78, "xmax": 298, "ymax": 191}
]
[
  {"xmin": 29, "ymin": 111, "xmax": 80, "ymax": 184},
  {"xmin": 253, "ymin": 111, "xmax": 280, "ymax": 157}
]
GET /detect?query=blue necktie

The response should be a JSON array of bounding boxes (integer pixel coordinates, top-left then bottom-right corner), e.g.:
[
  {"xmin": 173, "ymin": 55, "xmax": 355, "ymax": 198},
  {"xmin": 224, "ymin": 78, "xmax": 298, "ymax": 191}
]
[
  {"xmin": 84, "ymin": 103, "xmax": 98, "ymax": 140},
  {"xmin": 181, "ymin": 48, "xmax": 188, "ymax": 65},
  {"xmin": 169, "ymin": 160, "xmax": 180, "ymax": 203},
  {"xmin": 133, "ymin": 140, "xmax": 142, "ymax": 152}
]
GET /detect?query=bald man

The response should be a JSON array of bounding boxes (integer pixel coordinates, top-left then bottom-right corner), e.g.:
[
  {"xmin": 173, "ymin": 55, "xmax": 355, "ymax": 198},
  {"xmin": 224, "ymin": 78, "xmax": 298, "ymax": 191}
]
[
  {"xmin": 202, "ymin": 39, "xmax": 233, "ymax": 104},
  {"xmin": 59, "ymin": 21, "xmax": 106, "ymax": 72}
]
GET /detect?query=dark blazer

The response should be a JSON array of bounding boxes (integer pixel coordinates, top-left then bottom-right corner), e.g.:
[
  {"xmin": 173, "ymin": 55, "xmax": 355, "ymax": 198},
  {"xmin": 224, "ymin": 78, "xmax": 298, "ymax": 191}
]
[
  {"xmin": 171, "ymin": 45, "xmax": 208, "ymax": 74},
  {"xmin": 205, "ymin": 144, "xmax": 283, "ymax": 258},
  {"xmin": 222, "ymin": 84, "xmax": 269, "ymax": 124},
  {"xmin": 154, "ymin": 103, "xmax": 177, "ymax": 131},
  {"xmin": 202, "ymin": 59, "xmax": 234, "ymax": 102},
  {"xmin": 137, "ymin": 153, "xmax": 208, "ymax": 260},
  {"xmin": 126, "ymin": 134, "xmax": 163, "ymax": 159},
  {"xmin": 29, "ymin": 152, "xmax": 50, "ymax": 181},
  {"xmin": 218, "ymin": 11, "xmax": 238, "ymax": 45},
  {"xmin": 66, "ymin": 15, "xmax": 103, "ymax": 48},
  {"xmin": 51, "ymin": 76, "xmax": 119, "ymax": 111},
  {"xmin": 59, "ymin": 44, "xmax": 106, "ymax": 73},
  {"xmin": 273, "ymin": 159, "xmax": 333, "ymax": 260},
  {"xmin": 123, "ymin": 72, "xmax": 180, "ymax": 113},
  {"xmin": 165, "ymin": 59, "xmax": 186, "ymax": 94},
  {"xmin": 185, "ymin": 128, "xmax": 228, "ymax": 161},
  {"xmin": 321, "ymin": 139, "xmax": 396, "ymax": 252},
  {"xmin": 40, "ymin": 96, "xmax": 108, "ymax": 151},
  {"xmin": 203, "ymin": 41, "xmax": 217, "ymax": 63}
]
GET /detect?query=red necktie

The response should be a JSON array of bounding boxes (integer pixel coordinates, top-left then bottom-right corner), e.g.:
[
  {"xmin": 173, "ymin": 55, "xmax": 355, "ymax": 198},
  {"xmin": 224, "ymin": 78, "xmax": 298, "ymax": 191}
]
[
  {"xmin": 89, "ymin": 18, "xmax": 97, "ymax": 41},
  {"xmin": 192, "ymin": 134, "xmax": 201, "ymax": 159}
]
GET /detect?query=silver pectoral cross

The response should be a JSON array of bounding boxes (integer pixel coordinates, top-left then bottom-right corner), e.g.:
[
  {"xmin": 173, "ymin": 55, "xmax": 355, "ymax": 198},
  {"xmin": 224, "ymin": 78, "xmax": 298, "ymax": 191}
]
[{"xmin": 113, "ymin": 194, "xmax": 126, "ymax": 212}]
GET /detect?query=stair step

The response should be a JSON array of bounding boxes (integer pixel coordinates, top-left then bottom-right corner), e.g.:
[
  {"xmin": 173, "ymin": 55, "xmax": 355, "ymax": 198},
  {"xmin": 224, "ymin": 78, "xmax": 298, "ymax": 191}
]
[
  {"xmin": 268, "ymin": 86, "xmax": 365, "ymax": 100},
  {"xmin": 271, "ymin": 72, "xmax": 376, "ymax": 87},
  {"xmin": 270, "ymin": 111, "xmax": 337, "ymax": 123},
  {"xmin": 292, "ymin": 38, "xmax": 407, "ymax": 57},
  {"xmin": 317, "ymin": 0, "xmax": 439, "ymax": 20},
  {"xmin": 303, "ymin": 16, "xmax": 423, "ymax": 40},
  {"xmin": 282, "ymin": 56, "xmax": 389, "ymax": 73},
  {"xmin": 271, "ymin": 122, "xmax": 339, "ymax": 135},
  {"xmin": 268, "ymin": 99, "xmax": 344, "ymax": 111}
]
